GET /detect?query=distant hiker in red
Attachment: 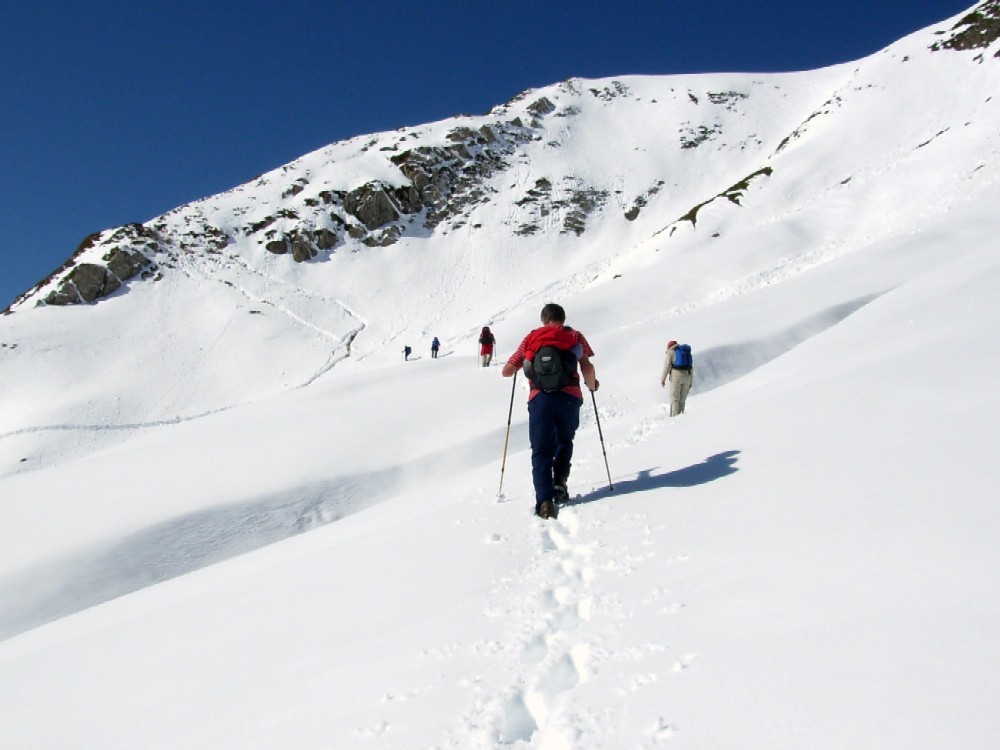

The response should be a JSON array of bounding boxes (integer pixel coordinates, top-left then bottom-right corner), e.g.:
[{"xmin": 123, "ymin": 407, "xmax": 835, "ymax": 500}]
[
  {"xmin": 661, "ymin": 340, "xmax": 693, "ymax": 416},
  {"xmin": 502, "ymin": 303, "xmax": 598, "ymax": 520},
  {"xmin": 479, "ymin": 326, "xmax": 496, "ymax": 367}
]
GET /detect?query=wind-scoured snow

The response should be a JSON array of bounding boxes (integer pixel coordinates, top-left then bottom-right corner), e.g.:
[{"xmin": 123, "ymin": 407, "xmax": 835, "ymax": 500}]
[{"xmin": 1, "ymin": 5, "xmax": 1000, "ymax": 748}]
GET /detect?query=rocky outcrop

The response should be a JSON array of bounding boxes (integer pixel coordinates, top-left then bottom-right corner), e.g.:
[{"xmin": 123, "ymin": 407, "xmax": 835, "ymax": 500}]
[
  {"xmin": 680, "ymin": 123, "xmax": 723, "ymax": 149},
  {"xmin": 587, "ymin": 81, "xmax": 630, "ymax": 102},
  {"xmin": 663, "ymin": 167, "xmax": 774, "ymax": 232},
  {"xmin": 344, "ymin": 183, "xmax": 402, "ymax": 230},
  {"xmin": 625, "ymin": 181, "xmax": 666, "ymax": 221},
  {"xmin": 313, "ymin": 228, "xmax": 338, "ymax": 250},
  {"xmin": 512, "ymin": 177, "xmax": 609, "ymax": 236},
  {"xmin": 362, "ymin": 225, "xmax": 402, "ymax": 247},
  {"xmin": 248, "ymin": 120, "xmax": 534, "ymax": 261},
  {"xmin": 45, "ymin": 263, "xmax": 122, "ymax": 305},
  {"xmin": 265, "ymin": 227, "xmax": 339, "ymax": 261},
  {"xmin": 389, "ymin": 120, "xmax": 534, "ymax": 231},
  {"xmin": 526, "ymin": 96, "xmax": 556, "ymax": 117},
  {"xmin": 290, "ymin": 233, "xmax": 318, "ymax": 263},
  {"xmin": 562, "ymin": 187, "xmax": 609, "ymax": 236},
  {"xmin": 930, "ymin": 1, "xmax": 1000, "ymax": 56},
  {"xmin": 18, "ymin": 90, "xmax": 620, "ymax": 308},
  {"xmin": 41, "ymin": 224, "xmax": 158, "ymax": 306}
]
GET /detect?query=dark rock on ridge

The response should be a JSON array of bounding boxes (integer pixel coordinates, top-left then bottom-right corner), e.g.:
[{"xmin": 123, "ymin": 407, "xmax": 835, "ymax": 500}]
[
  {"xmin": 15, "ymin": 89, "xmax": 626, "ymax": 309},
  {"xmin": 41, "ymin": 224, "xmax": 158, "ymax": 306},
  {"xmin": 930, "ymin": 1, "xmax": 1000, "ymax": 56}
]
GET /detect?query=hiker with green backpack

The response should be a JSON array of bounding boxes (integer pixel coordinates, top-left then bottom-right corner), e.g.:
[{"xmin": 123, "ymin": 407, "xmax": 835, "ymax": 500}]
[
  {"xmin": 661, "ymin": 340, "xmax": 693, "ymax": 417},
  {"xmin": 502, "ymin": 303, "xmax": 598, "ymax": 520}
]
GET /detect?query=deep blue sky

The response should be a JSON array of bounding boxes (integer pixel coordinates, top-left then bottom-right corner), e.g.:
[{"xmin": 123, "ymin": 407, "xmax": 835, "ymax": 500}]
[{"xmin": 0, "ymin": 0, "xmax": 972, "ymax": 309}]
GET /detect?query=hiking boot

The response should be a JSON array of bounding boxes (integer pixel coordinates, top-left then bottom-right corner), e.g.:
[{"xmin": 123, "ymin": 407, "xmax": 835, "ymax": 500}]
[
  {"xmin": 535, "ymin": 500, "xmax": 557, "ymax": 520},
  {"xmin": 553, "ymin": 478, "xmax": 569, "ymax": 505}
]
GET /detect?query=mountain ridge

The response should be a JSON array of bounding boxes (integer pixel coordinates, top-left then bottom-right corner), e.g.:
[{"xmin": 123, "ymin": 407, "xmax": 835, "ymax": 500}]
[{"xmin": 1, "ymin": 2, "xmax": 997, "ymax": 477}]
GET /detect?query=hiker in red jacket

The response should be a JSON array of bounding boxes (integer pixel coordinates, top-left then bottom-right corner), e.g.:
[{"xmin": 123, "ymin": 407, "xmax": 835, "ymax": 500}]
[
  {"xmin": 502, "ymin": 303, "xmax": 598, "ymax": 519},
  {"xmin": 479, "ymin": 326, "xmax": 496, "ymax": 367}
]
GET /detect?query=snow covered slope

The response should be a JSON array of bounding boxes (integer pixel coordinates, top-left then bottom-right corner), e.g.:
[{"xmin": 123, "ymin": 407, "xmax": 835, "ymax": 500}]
[
  {"xmin": 3, "ymin": 4, "xmax": 995, "ymax": 475},
  {"xmin": 1, "ymin": 4, "xmax": 999, "ymax": 748}
]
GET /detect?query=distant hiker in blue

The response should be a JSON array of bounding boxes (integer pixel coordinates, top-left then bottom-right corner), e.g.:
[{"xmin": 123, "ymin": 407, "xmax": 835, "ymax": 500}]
[
  {"xmin": 661, "ymin": 340, "xmax": 693, "ymax": 416},
  {"xmin": 431, "ymin": 337, "xmax": 440, "ymax": 358}
]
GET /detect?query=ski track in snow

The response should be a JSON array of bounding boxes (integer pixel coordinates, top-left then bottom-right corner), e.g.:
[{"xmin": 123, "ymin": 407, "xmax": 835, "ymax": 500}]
[
  {"xmin": 181, "ymin": 246, "xmax": 368, "ymax": 356},
  {"xmin": 0, "ymin": 250, "xmax": 369, "ymax": 446}
]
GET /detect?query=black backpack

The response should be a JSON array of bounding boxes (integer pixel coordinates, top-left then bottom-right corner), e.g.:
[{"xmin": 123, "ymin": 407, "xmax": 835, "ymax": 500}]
[{"xmin": 524, "ymin": 345, "xmax": 578, "ymax": 392}]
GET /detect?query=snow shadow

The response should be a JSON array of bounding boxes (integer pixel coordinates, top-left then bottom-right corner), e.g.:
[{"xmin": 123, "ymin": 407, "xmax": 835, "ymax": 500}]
[
  {"xmin": 0, "ymin": 422, "xmax": 525, "ymax": 642},
  {"xmin": 693, "ymin": 292, "xmax": 884, "ymax": 394},
  {"xmin": 570, "ymin": 450, "xmax": 740, "ymax": 506},
  {"xmin": 0, "ymin": 476, "xmax": 387, "ymax": 642}
]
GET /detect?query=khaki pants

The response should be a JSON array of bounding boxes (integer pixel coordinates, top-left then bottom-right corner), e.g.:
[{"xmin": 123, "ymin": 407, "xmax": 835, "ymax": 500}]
[{"xmin": 669, "ymin": 370, "xmax": 693, "ymax": 416}]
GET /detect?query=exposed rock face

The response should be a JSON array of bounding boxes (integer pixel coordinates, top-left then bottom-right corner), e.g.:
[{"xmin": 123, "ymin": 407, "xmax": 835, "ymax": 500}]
[
  {"xmin": 526, "ymin": 96, "xmax": 556, "ymax": 117},
  {"xmin": 344, "ymin": 184, "xmax": 402, "ymax": 230},
  {"xmin": 265, "ymin": 228, "xmax": 334, "ymax": 261},
  {"xmin": 587, "ymin": 81, "xmax": 630, "ymax": 102},
  {"xmin": 290, "ymin": 232, "xmax": 318, "ymax": 263},
  {"xmin": 625, "ymin": 181, "xmax": 665, "ymax": 221},
  {"xmin": 666, "ymin": 167, "xmax": 774, "ymax": 230},
  {"xmin": 681, "ymin": 123, "xmax": 723, "ymax": 149},
  {"xmin": 243, "ymin": 118, "xmax": 537, "ymax": 265},
  {"xmin": 18, "ymin": 79, "xmax": 636, "ymax": 308},
  {"xmin": 362, "ymin": 226, "xmax": 402, "ymax": 247},
  {"xmin": 562, "ymin": 187, "xmax": 609, "ymax": 236},
  {"xmin": 41, "ymin": 224, "xmax": 158, "ymax": 306},
  {"xmin": 512, "ymin": 177, "xmax": 609, "ymax": 236},
  {"xmin": 266, "ymin": 239, "xmax": 288, "ymax": 255},
  {"xmin": 388, "ymin": 119, "xmax": 534, "ymax": 231},
  {"xmin": 313, "ymin": 228, "xmax": 337, "ymax": 250},
  {"xmin": 46, "ymin": 264, "xmax": 116, "ymax": 304},
  {"xmin": 930, "ymin": 1, "xmax": 1000, "ymax": 56},
  {"xmin": 105, "ymin": 247, "xmax": 149, "ymax": 280}
]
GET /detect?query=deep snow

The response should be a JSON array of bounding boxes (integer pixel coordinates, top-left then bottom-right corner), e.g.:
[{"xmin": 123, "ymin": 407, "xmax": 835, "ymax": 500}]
[{"xmin": 2, "ymin": 5, "xmax": 999, "ymax": 748}]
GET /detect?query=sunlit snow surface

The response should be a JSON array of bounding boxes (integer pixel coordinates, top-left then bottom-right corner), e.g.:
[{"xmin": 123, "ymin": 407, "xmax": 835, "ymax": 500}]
[{"xmin": 2, "ymin": 9, "xmax": 1000, "ymax": 748}]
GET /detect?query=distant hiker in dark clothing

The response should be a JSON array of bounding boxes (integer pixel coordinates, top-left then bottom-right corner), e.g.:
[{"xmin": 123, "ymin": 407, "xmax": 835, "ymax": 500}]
[
  {"xmin": 502, "ymin": 303, "xmax": 598, "ymax": 520},
  {"xmin": 661, "ymin": 340, "xmax": 693, "ymax": 416},
  {"xmin": 431, "ymin": 337, "xmax": 440, "ymax": 358},
  {"xmin": 403, "ymin": 345, "xmax": 412, "ymax": 361},
  {"xmin": 479, "ymin": 326, "xmax": 496, "ymax": 367}
]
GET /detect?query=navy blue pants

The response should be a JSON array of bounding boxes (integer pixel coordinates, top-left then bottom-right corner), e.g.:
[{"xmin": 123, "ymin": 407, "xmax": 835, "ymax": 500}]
[{"xmin": 527, "ymin": 391, "xmax": 582, "ymax": 508}]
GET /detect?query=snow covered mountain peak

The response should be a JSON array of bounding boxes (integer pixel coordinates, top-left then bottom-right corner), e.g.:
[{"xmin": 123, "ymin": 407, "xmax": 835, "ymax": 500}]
[{"xmin": 5, "ymin": 2, "xmax": 995, "ymax": 317}]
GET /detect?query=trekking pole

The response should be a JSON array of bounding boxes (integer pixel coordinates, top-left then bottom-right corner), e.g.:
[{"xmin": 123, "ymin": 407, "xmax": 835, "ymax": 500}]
[
  {"xmin": 498, "ymin": 371, "xmax": 517, "ymax": 499},
  {"xmin": 590, "ymin": 389, "xmax": 614, "ymax": 491}
]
